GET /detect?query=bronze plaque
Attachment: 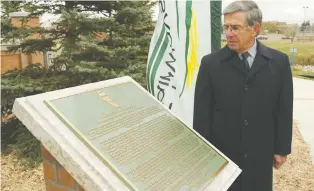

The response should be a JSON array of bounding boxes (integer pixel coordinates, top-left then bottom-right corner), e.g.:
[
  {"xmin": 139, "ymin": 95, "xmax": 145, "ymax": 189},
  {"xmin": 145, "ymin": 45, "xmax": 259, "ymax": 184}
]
[{"xmin": 44, "ymin": 81, "xmax": 228, "ymax": 190}]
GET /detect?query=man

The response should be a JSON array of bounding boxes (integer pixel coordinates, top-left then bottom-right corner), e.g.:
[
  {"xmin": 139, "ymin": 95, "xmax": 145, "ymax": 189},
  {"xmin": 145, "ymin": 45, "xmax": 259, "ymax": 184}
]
[{"xmin": 193, "ymin": 1, "xmax": 293, "ymax": 191}]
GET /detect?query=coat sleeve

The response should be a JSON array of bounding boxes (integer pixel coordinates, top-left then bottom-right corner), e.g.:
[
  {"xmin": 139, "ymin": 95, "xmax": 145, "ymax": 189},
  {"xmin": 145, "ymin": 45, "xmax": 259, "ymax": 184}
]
[
  {"xmin": 193, "ymin": 55, "xmax": 214, "ymax": 141},
  {"xmin": 274, "ymin": 54, "xmax": 293, "ymax": 156}
]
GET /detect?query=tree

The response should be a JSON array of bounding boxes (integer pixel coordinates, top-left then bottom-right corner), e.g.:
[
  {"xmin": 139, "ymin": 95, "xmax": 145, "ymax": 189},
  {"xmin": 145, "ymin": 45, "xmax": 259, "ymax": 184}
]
[
  {"xmin": 1, "ymin": 0, "xmax": 156, "ymax": 108},
  {"xmin": 1, "ymin": 1, "xmax": 156, "ymax": 162},
  {"xmin": 284, "ymin": 27, "xmax": 296, "ymax": 43},
  {"xmin": 1, "ymin": 1, "xmax": 155, "ymax": 84},
  {"xmin": 261, "ymin": 21, "xmax": 280, "ymax": 33},
  {"xmin": 300, "ymin": 21, "xmax": 310, "ymax": 32}
]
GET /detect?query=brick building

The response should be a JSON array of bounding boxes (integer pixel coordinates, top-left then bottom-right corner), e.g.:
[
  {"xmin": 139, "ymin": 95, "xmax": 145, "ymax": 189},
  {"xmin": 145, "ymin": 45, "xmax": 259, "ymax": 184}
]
[{"xmin": 1, "ymin": 12, "xmax": 45, "ymax": 74}]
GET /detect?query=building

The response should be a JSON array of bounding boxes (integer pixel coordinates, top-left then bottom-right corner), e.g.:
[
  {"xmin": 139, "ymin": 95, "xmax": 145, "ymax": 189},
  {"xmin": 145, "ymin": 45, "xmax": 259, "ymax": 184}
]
[{"xmin": 1, "ymin": 12, "xmax": 45, "ymax": 74}]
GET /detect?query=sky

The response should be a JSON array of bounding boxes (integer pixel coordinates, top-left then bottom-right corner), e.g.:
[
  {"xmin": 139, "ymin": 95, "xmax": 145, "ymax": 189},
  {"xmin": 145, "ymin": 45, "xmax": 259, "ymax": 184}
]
[
  {"xmin": 222, "ymin": 0, "xmax": 314, "ymax": 24},
  {"xmin": 38, "ymin": 0, "xmax": 314, "ymax": 27},
  {"xmin": 153, "ymin": 0, "xmax": 314, "ymax": 25}
]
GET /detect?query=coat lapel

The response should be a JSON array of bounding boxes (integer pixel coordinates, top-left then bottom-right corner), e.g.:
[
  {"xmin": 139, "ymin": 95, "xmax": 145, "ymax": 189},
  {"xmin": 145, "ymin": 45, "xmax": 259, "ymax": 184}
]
[
  {"xmin": 247, "ymin": 41, "xmax": 273, "ymax": 80},
  {"xmin": 247, "ymin": 52, "xmax": 266, "ymax": 80},
  {"xmin": 219, "ymin": 41, "xmax": 273, "ymax": 79},
  {"xmin": 231, "ymin": 56, "xmax": 247, "ymax": 77},
  {"xmin": 219, "ymin": 45, "xmax": 247, "ymax": 77}
]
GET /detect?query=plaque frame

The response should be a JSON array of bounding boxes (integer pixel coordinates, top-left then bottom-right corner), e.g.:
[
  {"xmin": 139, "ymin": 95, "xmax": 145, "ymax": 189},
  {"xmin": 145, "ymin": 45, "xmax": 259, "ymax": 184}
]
[{"xmin": 43, "ymin": 79, "xmax": 229, "ymax": 191}]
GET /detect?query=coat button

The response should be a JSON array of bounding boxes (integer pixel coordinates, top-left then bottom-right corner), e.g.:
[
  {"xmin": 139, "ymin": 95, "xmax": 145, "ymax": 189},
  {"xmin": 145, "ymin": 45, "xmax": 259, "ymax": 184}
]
[
  {"xmin": 244, "ymin": 85, "xmax": 248, "ymax": 91},
  {"xmin": 244, "ymin": 120, "xmax": 249, "ymax": 126}
]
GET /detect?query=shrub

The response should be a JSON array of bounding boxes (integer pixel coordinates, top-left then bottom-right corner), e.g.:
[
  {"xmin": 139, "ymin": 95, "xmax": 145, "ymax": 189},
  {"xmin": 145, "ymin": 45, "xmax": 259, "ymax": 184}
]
[{"xmin": 294, "ymin": 53, "xmax": 314, "ymax": 66}]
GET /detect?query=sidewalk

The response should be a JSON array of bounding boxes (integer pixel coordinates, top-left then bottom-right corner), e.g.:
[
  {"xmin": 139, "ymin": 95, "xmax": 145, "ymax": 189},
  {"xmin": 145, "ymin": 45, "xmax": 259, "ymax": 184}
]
[{"xmin": 293, "ymin": 77, "xmax": 314, "ymax": 164}]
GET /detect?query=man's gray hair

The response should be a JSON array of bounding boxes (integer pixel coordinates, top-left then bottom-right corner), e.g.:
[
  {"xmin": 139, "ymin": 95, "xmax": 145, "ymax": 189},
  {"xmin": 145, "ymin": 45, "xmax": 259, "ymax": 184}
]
[{"xmin": 223, "ymin": 0, "xmax": 263, "ymax": 26}]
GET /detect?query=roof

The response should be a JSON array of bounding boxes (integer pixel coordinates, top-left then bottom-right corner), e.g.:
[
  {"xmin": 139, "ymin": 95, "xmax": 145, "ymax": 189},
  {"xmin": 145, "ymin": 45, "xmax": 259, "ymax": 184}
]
[{"xmin": 9, "ymin": 12, "xmax": 30, "ymax": 17}]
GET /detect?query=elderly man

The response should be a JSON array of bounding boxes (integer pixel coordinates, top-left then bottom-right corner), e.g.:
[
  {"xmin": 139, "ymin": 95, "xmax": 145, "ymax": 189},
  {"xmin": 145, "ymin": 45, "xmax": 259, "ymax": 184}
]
[{"xmin": 193, "ymin": 1, "xmax": 293, "ymax": 191}]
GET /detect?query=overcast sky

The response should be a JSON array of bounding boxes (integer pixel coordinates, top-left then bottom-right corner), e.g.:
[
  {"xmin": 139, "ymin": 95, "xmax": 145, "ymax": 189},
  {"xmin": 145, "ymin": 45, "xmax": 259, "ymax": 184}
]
[
  {"xmin": 152, "ymin": 0, "xmax": 314, "ymax": 24},
  {"xmin": 222, "ymin": 0, "xmax": 314, "ymax": 24},
  {"xmin": 39, "ymin": 0, "xmax": 314, "ymax": 27}
]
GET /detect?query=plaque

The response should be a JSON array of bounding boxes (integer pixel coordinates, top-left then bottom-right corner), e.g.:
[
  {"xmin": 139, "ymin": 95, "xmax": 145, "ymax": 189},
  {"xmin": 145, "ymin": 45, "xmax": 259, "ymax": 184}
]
[
  {"xmin": 44, "ymin": 81, "xmax": 228, "ymax": 191},
  {"xmin": 13, "ymin": 77, "xmax": 240, "ymax": 190}
]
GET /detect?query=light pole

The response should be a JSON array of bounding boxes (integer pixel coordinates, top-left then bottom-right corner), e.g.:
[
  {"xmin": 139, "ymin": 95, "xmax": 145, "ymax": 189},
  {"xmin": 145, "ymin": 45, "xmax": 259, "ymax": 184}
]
[
  {"xmin": 303, "ymin": 6, "xmax": 308, "ymax": 22},
  {"xmin": 302, "ymin": 6, "xmax": 309, "ymax": 37}
]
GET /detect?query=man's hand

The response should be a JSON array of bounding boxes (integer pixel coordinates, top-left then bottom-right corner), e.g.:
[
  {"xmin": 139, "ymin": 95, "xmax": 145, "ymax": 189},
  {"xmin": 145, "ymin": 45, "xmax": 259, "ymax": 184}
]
[{"xmin": 273, "ymin": 154, "xmax": 287, "ymax": 169}]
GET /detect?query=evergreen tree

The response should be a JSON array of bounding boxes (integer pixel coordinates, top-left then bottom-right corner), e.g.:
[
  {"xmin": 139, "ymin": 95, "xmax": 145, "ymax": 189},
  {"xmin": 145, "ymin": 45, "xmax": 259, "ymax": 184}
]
[
  {"xmin": 1, "ymin": 0, "xmax": 155, "ymax": 112},
  {"xmin": 1, "ymin": 1, "xmax": 155, "ymax": 84},
  {"xmin": 1, "ymin": 1, "xmax": 156, "ymax": 161}
]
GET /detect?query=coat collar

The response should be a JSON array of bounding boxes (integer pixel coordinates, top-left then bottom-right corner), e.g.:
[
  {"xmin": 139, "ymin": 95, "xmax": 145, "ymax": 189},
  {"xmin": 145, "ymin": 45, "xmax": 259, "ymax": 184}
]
[
  {"xmin": 219, "ymin": 40, "xmax": 273, "ymax": 61},
  {"xmin": 219, "ymin": 40, "xmax": 273, "ymax": 80}
]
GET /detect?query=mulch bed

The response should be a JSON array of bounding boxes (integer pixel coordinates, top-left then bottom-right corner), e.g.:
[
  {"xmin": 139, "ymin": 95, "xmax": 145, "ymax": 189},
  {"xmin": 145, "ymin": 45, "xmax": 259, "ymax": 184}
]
[
  {"xmin": 274, "ymin": 122, "xmax": 314, "ymax": 191},
  {"xmin": 1, "ymin": 149, "xmax": 45, "ymax": 191},
  {"xmin": 1, "ymin": 122, "xmax": 313, "ymax": 191}
]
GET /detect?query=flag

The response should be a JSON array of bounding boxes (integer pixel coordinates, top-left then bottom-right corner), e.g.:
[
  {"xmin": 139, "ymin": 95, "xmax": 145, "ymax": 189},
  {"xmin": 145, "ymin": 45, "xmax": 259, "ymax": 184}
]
[{"xmin": 147, "ymin": 0, "xmax": 212, "ymax": 127}]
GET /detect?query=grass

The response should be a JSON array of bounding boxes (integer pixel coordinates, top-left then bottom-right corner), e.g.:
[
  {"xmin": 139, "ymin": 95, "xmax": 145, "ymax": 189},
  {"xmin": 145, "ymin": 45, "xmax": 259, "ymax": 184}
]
[
  {"xmin": 221, "ymin": 41, "xmax": 314, "ymax": 56},
  {"xmin": 262, "ymin": 41, "xmax": 314, "ymax": 80},
  {"xmin": 262, "ymin": 41, "xmax": 314, "ymax": 58},
  {"xmin": 264, "ymin": 41, "xmax": 314, "ymax": 80},
  {"xmin": 292, "ymin": 67, "xmax": 314, "ymax": 80},
  {"xmin": 264, "ymin": 41, "xmax": 314, "ymax": 67},
  {"xmin": 221, "ymin": 40, "xmax": 314, "ymax": 66},
  {"xmin": 222, "ymin": 40, "xmax": 314, "ymax": 80}
]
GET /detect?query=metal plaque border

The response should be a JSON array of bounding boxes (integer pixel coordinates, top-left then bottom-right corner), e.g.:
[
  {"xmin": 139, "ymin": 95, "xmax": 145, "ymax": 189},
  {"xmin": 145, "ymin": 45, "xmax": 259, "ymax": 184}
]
[{"xmin": 44, "ymin": 79, "xmax": 229, "ymax": 191}]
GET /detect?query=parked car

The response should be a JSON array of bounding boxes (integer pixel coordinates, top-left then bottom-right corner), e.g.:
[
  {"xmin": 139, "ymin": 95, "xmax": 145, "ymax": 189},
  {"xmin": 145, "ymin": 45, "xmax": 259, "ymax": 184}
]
[{"xmin": 257, "ymin": 35, "xmax": 268, "ymax": 40}]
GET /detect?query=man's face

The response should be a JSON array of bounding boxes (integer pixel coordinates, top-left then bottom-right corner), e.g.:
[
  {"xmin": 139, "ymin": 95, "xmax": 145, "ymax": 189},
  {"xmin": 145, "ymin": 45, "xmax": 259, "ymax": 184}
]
[{"xmin": 223, "ymin": 12, "xmax": 260, "ymax": 53}]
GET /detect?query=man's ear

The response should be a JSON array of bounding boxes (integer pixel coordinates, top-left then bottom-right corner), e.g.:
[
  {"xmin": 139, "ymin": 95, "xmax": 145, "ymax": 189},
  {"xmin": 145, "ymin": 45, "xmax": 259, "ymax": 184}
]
[{"xmin": 254, "ymin": 23, "xmax": 261, "ymax": 37}]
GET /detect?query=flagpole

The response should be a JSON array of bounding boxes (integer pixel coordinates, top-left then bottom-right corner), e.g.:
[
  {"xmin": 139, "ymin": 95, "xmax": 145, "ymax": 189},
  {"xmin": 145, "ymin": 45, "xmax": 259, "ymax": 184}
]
[{"xmin": 210, "ymin": 0, "xmax": 222, "ymax": 51}]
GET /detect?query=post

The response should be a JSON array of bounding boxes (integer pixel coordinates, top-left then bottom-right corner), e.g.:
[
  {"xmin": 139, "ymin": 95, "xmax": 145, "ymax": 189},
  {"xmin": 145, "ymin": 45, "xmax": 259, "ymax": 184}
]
[
  {"xmin": 211, "ymin": 1, "xmax": 222, "ymax": 52},
  {"xmin": 291, "ymin": 52, "xmax": 294, "ymax": 68},
  {"xmin": 290, "ymin": 48, "xmax": 297, "ymax": 69}
]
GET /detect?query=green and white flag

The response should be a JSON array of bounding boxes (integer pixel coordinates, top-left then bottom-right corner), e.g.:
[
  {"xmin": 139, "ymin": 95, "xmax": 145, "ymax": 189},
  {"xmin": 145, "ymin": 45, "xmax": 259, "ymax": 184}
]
[{"xmin": 147, "ymin": 0, "xmax": 212, "ymax": 127}]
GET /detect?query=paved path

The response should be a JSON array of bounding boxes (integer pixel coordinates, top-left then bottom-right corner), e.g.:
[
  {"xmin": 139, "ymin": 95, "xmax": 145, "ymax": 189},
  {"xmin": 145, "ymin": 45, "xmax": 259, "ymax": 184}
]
[{"xmin": 293, "ymin": 78, "xmax": 314, "ymax": 163}]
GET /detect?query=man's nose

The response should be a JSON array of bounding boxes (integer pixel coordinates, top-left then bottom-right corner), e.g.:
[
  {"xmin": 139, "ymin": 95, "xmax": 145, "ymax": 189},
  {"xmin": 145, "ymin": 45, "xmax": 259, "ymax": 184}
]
[{"xmin": 225, "ymin": 31, "xmax": 235, "ymax": 38}]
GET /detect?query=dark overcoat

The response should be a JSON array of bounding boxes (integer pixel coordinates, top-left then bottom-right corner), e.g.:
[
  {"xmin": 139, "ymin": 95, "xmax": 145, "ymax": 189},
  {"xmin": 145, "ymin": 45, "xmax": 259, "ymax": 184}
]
[{"xmin": 193, "ymin": 41, "xmax": 293, "ymax": 191}]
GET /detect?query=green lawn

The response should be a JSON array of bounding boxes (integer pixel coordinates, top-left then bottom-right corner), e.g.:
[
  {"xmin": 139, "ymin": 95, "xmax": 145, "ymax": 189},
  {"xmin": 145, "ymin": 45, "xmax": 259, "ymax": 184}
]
[
  {"xmin": 292, "ymin": 67, "xmax": 314, "ymax": 80},
  {"xmin": 261, "ymin": 41, "xmax": 314, "ymax": 80},
  {"xmin": 262, "ymin": 41, "xmax": 314, "ymax": 58},
  {"xmin": 221, "ymin": 40, "xmax": 314, "ymax": 66},
  {"xmin": 221, "ymin": 41, "xmax": 314, "ymax": 57},
  {"xmin": 221, "ymin": 40, "xmax": 314, "ymax": 80}
]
